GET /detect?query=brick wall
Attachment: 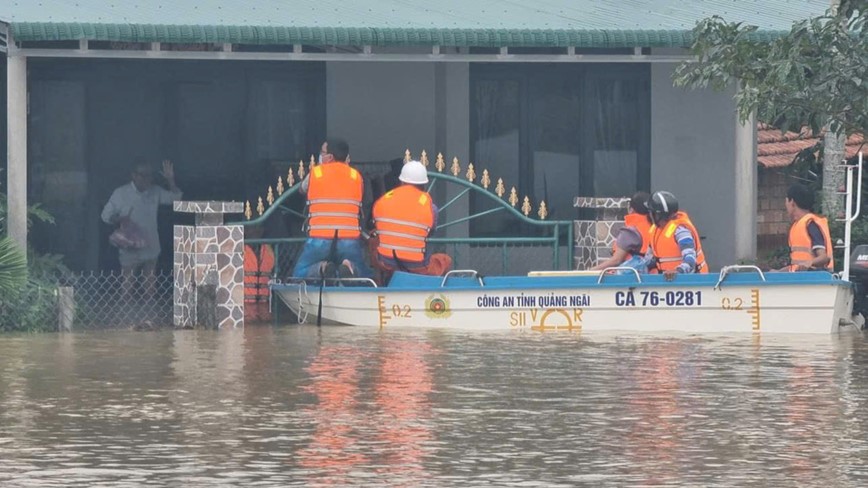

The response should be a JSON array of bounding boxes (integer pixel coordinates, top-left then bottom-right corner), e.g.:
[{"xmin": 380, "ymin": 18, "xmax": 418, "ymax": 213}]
[{"xmin": 757, "ymin": 168, "xmax": 791, "ymax": 254}]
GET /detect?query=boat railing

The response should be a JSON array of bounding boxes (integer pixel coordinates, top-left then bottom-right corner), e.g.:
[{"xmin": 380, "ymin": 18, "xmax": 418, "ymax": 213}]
[
  {"xmin": 276, "ymin": 277, "xmax": 379, "ymax": 288},
  {"xmin": 714, "ymin": 265, "xmax": 767, "ymax": 290},
  {"xmin": 441, "ymin": 270, "xmax": 485, "ymax": 287},
  {"xmin": 597, "ymin": 267, "xmax": 643, "ymax": 284},
  {"xmin": 840, "ymin": 152, "xmax": 863, "ymax": 282}
]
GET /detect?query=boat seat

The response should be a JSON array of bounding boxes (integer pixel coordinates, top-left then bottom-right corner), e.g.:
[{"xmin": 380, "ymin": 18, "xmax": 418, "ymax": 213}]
[
  {"xmin": 388, "ymin": 271, "xmax": 485, "ymax": 288},
  {"xmin": 527, "ymin": 270, "xmax": 600, "ymax": 277}
]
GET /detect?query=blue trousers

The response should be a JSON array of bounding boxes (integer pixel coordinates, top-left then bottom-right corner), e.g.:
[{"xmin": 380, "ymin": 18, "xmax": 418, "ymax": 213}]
[{"xmin": 292, "ymin": 238, "xmax": 373, "ymax": 279}]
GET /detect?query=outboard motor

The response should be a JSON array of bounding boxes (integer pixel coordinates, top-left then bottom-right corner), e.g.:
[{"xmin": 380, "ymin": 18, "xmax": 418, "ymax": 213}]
[{"xmin": 848, "ymin": 244, "xmax": 868, "ymax": 318}]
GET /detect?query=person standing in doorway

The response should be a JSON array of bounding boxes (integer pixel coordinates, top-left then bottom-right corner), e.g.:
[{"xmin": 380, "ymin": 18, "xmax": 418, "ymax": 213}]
[{"xmin": 101, "ymin": 160, "xmax": 182, "ymax": 298}]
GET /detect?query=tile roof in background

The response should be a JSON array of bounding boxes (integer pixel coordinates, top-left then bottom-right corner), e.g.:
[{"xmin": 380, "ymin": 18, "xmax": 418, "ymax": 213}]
[
  {"xmin": 1, "ymin": 0, "xmax": 830, "ymax": 47},
  {"xmin": 757, "ymin": 124, "xmax": 865, "ymax": 168}
]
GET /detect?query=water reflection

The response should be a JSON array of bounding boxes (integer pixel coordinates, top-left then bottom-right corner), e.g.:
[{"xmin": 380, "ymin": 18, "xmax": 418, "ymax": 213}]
[
  {"xmin": 297, "ymin": 335, "xmax": 436, "ymax": 486},
  {"xmin": 623, "ymin": 340, "xmax": 700, "ymax": 485},
  {"xmin": 372, "ymin": 340, "xmax": 435, "ymax": 484},
  {"xmin": 0, "ymin": 328, "xmax": 866, "ymax": 486},
  {"xmin": 298, "ymin": 344, "xmax": 368, "ymax": 484}
]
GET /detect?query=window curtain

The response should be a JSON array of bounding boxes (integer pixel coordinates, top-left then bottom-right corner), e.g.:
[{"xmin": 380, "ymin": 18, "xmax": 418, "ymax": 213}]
[
  {"xmin": 472, "ymin": 79, "xmax": 521, "ymax": 237},
  {"xmin": 590, "ymin": 79, "xmax": 640, "ymax": 198}
]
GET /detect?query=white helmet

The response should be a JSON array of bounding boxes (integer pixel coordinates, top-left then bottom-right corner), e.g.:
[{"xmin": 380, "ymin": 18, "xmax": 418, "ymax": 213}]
[{"xmin": 399, "ymin": 160, "xmax": 429, "ymax": 185}]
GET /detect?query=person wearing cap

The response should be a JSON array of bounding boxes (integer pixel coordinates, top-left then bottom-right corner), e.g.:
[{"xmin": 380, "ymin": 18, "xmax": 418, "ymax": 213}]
[
  {"xmin": 371, "ymin": 160, "xmax": 453, "ymax": 277},
  {"xmin": 590, "ymin": 191, "xmax": 652, "ymax": 272},
  {"xmin": 101, "ymin": 159, "xmax": 182, "ymax": 296},
  {"xmin": 292, "ymin": 138, "xmax": 372, "ymax": 279},
  {"xmin": 642, "ymin": 191, "xmax": 708, "ymax": 280}
]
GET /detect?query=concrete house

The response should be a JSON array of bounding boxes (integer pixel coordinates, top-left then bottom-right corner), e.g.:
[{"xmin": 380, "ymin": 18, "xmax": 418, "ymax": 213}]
[{"xmin": 2, "ymin": 0, "xmax": 830, "ymax": 272}]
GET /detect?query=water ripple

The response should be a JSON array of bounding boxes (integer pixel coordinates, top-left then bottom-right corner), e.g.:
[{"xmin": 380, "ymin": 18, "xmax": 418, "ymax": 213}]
[{"xmin": 0, "ymin": 327, "xmax": 866, "ymax": 486}]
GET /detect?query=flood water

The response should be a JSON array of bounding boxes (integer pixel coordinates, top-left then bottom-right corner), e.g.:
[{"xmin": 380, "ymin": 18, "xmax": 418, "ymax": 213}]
[{"xmin": 1, "ymin": 326, "xmax": 867, "ymax": 487}]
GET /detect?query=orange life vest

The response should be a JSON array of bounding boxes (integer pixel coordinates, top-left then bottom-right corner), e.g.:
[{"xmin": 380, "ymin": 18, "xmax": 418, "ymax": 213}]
[
  {"xmin": 244, "ymin": 244, "xmax": 275, "ymax": 303},
  {"xmin": 788, "ymin": 213, "xmax": 833, "ymax": 271},
  {"xmin": 613, "ymin": 213, "xmax": 652, "ymax": 256},
  {"xmin": 650, "ymin": 211, "xmax": 708, "ymax": 273},
  {"xmin": 372, "ymin": 185, "xmax": 435, "ymax": 264},
  {"xmin": 306, "ymin": 162, "xmax": 363, "ymax": 239}
]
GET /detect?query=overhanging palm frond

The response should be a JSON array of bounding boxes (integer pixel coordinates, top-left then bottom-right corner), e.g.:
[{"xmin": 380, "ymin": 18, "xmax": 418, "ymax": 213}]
[{"xmin": 0, "ymin": 237, "xmax": 28, "ymax": 295}]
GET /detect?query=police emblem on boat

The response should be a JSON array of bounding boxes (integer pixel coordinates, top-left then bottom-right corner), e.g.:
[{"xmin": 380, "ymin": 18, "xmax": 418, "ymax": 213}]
[{"xmin": 425, "ymin": 294, "xmax": 452, "ymax": 319}]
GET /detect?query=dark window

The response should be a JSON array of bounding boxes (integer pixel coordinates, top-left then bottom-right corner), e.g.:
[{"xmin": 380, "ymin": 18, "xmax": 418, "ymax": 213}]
[
  {"xmin": 470, "ymin": 78, "xmax": 522, "ymax": 237},
  {"xmin": 470, "ymin": 64, "xmax": 649, "ymax": 236},
  {"xmin": 26, "ymin": 59, "xmax": 326, "ymax": 271}
]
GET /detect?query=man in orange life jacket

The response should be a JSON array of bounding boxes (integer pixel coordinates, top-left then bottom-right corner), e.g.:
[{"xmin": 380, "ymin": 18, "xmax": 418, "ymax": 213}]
[
  {"xmin": 781, "ymin": 183, "xmax": 833, "ymax": 272},
  {"xmin": 244, "ymin": 223, "xmax": 274, "ymax": 322},
  {"xmin": 641, "ymin": 191, "xmax": 708, "ymax": 280},
  {"xmin": 291, "ymin": 138, "xmax": 372, "ymax": 279},
  {"xmin": 591, "ymin": 191, "xmax": 651, "ymax": 272},
  {"xmin": 371, "ymin": 160, "xmax": 453, "ymax": 276}
]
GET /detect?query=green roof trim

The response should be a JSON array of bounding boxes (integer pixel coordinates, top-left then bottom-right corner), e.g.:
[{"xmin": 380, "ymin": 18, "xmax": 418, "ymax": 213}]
[
  {"xmin": 9, "ymin": 22, "xmax": 785, "ymax": 48},
  {"xmin": 2, "ymin": 1, "xmax": 828, "ymax": 48}
]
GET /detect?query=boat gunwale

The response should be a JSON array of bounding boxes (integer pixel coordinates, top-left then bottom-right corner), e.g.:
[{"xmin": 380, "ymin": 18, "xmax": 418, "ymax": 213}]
[{"xmin": 271, "ymin": 271, "xmax": 854, "ymax": 294}]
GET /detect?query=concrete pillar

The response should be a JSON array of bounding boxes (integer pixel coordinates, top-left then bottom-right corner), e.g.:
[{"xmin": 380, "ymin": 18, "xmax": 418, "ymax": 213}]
[
  {"xmin": 6, "ymin": 53, "xmax": 27, "ymax": 251},
  {"xmin": 173, "ymin": 201, "xmax": 245, "ymax": 329},
  {"xmin": 573, "ymin": 197, "xmax": 630, "ymax": 270},
  {"xmin": 57, "ymin": 286, "xmax": 75, "ymax": 332},
  {"xmin": 734, "ymin": 111, "xmax": 758, "ymax": 262}
]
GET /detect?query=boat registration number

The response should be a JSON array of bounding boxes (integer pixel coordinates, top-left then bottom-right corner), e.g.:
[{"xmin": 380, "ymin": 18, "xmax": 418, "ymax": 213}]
[{"xmin": 615, "ymin": 290, "xmax": 703, "ymax": 307}]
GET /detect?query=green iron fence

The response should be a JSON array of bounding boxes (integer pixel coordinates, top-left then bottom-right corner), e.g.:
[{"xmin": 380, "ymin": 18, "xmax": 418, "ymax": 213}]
[{"xmin": 240, "ymin": 167, "xmax": 574, "ymax": 277}]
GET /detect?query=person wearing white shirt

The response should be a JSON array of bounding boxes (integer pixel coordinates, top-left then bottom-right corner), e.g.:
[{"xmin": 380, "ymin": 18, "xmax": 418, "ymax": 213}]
[{"xmin": 101, "ymin": 160, "xmax": 182, "ymax": 297}]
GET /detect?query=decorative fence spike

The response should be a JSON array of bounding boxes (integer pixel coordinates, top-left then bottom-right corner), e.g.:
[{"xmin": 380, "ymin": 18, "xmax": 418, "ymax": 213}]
[
  {"xmin": 522, "ymin": 196, "xmax": 532, "ymax": 216},
  {"xmin": 421, "ymin": 150, "xmax": 429, "ymax": 166},
  {"xmin": 405, "ymin": 149, "xmax": 412, "ymax": 162},
  {"xmin": 495, "ymin": 178, "xmax": 505, "ymax": 197},
  {"xmin": 244, "ymin": 201, "xmax": 252, "ymax": 220},
  {"xmin": 267, "ymin": 186, "xmax": 275, "ymax": 206},
  {"xmin": 256, "ymin": 197, "xmax": 265, "ymax": 216},
  {"xmin": 309, "ymin": 155, "xmax": 316, "ymax": 173},
  {"xmin": 451, "ymin": 157, "xmax": 461, "ymax": 176},
  {"xmin": 276, "ymin": 176, "xmax": 284, "ymax": 196},
  {"xmin": 538, "ymin": 201, "xmax": 548, "ymax": 220},
  {"xmin": 466, "ymin": 163, "xmax": 476, "ymax": 183},
  {"xmin": 287, "ymin": 167, "xmax": 295, "ymax": 187},
  {"xmin": 509, "ymin": 187, "xmax": 518, "ymax": 207},
  {"xmin": 481, "ymin": 169, "xmax": 491, "ymax": 189},
  {"xmin": 435, "ymin": 153, "xmax": 446, "ymax": 172},
  {"xmin": 298, "ymin": 160, "xmax": 306, "ymax": 180}
]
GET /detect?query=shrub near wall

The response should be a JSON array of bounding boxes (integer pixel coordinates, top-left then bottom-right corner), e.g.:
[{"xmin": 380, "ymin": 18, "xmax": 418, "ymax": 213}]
[{"xmin": 1, "ymin": 186, "xmax": 65, "ymax": 332}]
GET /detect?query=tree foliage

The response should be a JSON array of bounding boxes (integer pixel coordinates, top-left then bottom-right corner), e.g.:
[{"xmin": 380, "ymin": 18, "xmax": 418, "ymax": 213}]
[
  {"xmin": 1, "ymin": 174, "xmax": 67, "ymax": 332},
  {"xmin": 0, "ymin": 237, "xmax": 27, "ymax": 295},
  {"xmin": 673, "ymin": 4, "xmax": 868, "ymax": 139}
]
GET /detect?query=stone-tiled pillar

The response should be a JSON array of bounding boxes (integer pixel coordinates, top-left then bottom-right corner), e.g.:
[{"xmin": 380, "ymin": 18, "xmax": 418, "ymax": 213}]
[
  {"xmin": 573, "ymin": 197, "xmax": 630, "ymax": 270},
  {"xmin": 173, "ymin": 201, "xmax": 245, "ymax": 329}
]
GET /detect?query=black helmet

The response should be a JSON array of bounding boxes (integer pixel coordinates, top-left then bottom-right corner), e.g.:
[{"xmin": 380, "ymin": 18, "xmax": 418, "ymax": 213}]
[{"xmin": 647, "ymin": 191, "xmax": 679, "ymax": 222}]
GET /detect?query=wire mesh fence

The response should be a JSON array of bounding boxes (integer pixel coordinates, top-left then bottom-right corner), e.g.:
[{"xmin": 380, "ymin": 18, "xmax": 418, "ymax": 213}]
[
  {"xmin": 0, "ymin": 271, "xmax": 175, "ymax": 332},
  {"xmin": 0, "ymin": 278, "xmax": 61, "ymax": 333},
  {"xmin": 269, "ymin": 240, "xmax": 305, "ymax": 280},
  {"xmin": 63, "ymin": 272, "xmax": 174, "ymax": 330},
  {"xmin": 429, "ymin": 241, "xmax": 571, "ymax": 276},
  {"xmin": 0, "ymin": 239, "xmax": 569, "ymax": 333}
]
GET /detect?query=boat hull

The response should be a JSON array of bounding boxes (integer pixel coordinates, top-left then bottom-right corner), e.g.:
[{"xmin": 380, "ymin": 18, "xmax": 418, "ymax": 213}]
[{"xmin": 272, "ymin": 271, "xmax": 856, "ymax": 334}]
